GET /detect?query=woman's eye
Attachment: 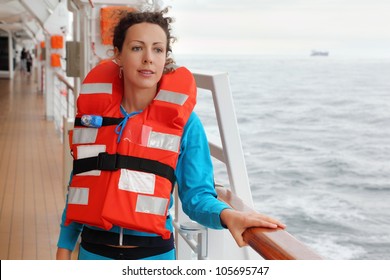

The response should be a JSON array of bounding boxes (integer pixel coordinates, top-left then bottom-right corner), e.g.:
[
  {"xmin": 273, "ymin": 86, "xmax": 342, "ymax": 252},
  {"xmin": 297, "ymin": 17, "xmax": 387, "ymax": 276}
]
[
  {"xmin": 132, "ymin": 46, "xmax": 142, "ymax": 51},
  {"xmin": 154, "ymin": 47, "xmax": 164, "ymax": 53}
]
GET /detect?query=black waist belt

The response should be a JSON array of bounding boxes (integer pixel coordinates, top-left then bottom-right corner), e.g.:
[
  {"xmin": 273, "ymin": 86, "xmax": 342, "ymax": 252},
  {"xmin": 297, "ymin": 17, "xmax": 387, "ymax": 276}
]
[
  {"xmin": 81, "ymin": 226, "xmax": 174, "ymax": 248},
  {"xmin": 80, "ymin": 240, "xmax": 174, "ymax": 260},
  {"xmin": 73, "ymin": 152, "xmax": 175, "ymax": 185}
]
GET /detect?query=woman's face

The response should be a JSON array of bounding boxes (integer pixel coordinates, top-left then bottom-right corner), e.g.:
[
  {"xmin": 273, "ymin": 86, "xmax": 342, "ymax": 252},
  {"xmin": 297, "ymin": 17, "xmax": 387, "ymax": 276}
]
[{"xmin": 116, "ymin": 22, "xmax": 167, "ymax": 92}]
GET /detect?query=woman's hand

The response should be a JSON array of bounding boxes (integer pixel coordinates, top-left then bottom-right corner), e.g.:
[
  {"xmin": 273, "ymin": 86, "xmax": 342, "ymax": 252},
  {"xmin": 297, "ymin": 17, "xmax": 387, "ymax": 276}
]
[
  {"xmin": 56, "ymin": 248, "xmax": 72, "ymax": 260},
  {"xmin": 220, "ymin": 208, "xmax": 286, "ymax": 247}
]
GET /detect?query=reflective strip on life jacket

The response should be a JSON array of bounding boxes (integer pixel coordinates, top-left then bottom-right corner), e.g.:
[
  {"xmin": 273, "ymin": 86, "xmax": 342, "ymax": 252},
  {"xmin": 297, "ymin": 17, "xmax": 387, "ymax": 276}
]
[
  {"xmin": 73, "ymin": 128, "xmax": 98, "ymax": 144},
  {"xmin": 118, "ymin": 169, "xmax": 156, "ymax": 195},
  {"xmin": 68, "ymin": 187, "xmax": 89, "ymax": 205},
  {"xmin": 80, "ymin": 83, "xmax": 113, "ymax": 95},
  {"xmin": 148, "ymin": 131, "xmax": 181, "ymax": 152},
  {"xmin": 154, "ymin": 90, "xmax": 189, "ymax": 105},
  {"xmin": 77, "ymin": 144, "xmax": 106, "ymax": 159},
  {"xmin": 136, "ymin": 195, "xmax": 169, "ymax": 216}
]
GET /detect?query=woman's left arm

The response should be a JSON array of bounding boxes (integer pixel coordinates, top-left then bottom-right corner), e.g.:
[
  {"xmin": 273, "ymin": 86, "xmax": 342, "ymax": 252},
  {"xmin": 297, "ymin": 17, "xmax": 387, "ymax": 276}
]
[
  {"xmin": 176, "ymin": 113, "xmax": 286, "ymax": 246},
  {"xmin": 175, "ymin": 113, "xmax": 230, "ymax": 229}
]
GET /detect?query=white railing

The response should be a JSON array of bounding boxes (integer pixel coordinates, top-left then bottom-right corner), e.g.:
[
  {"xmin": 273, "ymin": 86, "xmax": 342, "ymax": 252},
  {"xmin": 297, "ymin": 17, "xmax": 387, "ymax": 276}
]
[{"xmin": 53, "ymin": 73, "xmax": 75, "ymax": 142}]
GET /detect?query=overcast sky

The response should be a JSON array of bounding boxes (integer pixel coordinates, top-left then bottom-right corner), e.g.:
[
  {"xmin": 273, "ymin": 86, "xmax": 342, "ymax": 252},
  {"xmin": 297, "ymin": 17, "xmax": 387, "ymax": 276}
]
[{"xmin": 166, "ymin": 0, "xmax": 390, "ymax": 57}]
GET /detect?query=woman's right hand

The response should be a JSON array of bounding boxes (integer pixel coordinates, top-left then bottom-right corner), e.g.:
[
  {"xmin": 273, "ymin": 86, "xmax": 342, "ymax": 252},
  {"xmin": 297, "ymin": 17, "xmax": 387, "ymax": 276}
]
[
  {"xmin": 220, "ymin": 208, "xmax": 286, "ymax": 247},
  {"xmin": 56, "ymin": 248, "xmax": 72, "ymax": 260}
]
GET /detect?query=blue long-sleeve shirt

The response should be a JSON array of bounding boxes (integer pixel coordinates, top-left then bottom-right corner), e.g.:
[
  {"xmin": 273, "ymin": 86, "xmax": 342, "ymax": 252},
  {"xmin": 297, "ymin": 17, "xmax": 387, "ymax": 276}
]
[{"xmin": 57, "ymin": 112, "xmax": 230, "ymax": 250}]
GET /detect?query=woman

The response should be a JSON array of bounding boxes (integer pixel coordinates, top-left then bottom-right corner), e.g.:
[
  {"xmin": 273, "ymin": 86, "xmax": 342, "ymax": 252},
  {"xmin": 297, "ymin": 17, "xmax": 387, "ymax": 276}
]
[{"xmin": 56, "ymin": 9, "xmax": 285, "ymax": 260}]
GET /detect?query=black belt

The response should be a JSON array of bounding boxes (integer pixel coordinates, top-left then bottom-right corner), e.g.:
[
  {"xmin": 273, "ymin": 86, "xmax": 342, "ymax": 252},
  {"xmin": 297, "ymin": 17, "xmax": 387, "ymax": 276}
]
[
  {"xmin": 73, "ymin": 152, "xmax": 175, "ymax": 185},
  {"xmin": 80, "ymin": 240, "xmax": 175, "ymax": 260},
  {"xmin": 81, "ymin": 226, "xmax": 174, "ymax": 248}
]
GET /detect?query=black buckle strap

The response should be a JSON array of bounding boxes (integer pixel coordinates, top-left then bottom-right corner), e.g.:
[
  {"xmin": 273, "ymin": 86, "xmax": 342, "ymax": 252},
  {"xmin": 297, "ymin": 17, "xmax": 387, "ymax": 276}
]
[
  {"xmin": 75, "ymin": 117, "xmax": 124, "ymax": 127},
  {"xmin": 97, "ymin": 152, "xmax": 118, "ymax": 171},
  {"xmin": 73, "ymin": 153, "xmax": 175, "ymax": 185},
  {"xmin": 81, "ymin": 226, "xmax": 174, "ymax": 248}
]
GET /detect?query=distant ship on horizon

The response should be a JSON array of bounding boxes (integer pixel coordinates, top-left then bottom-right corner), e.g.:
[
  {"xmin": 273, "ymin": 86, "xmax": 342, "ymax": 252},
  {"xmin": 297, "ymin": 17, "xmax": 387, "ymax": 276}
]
[{"xmin": 311, "ymin": 50, "xmax": 329, "ymax": 56}]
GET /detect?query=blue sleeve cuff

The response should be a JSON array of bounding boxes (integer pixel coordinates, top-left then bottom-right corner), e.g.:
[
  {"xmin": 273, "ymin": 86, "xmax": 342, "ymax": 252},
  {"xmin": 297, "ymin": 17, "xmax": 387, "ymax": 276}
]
[{"xmin": 212, "ymin": 203, "xmax": 232, "ymax": 229}]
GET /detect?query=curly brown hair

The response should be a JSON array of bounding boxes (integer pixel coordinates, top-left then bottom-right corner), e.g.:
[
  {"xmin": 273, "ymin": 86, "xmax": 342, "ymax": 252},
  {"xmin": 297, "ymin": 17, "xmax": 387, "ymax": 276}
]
[{"xmin": 113, "ymin": 8, "xmax": 176, "ymax": 69}]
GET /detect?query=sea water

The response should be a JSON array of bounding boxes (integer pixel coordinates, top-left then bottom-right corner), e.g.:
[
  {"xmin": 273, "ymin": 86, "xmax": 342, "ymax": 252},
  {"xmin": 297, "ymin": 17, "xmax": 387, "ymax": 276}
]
[{"xmin": 176, "ymin": 54, "xmax": 390, "ymax": 260}]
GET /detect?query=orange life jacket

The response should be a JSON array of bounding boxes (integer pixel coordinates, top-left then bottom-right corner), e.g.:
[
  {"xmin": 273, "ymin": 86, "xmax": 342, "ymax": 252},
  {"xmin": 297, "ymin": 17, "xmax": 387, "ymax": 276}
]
[{"xmin": 65, "ymin": 60, "xmax": 196, "ymax": 239}]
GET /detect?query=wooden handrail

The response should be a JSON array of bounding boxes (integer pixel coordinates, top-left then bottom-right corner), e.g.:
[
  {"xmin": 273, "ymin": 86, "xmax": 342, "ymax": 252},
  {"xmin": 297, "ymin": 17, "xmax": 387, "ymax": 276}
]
[{"xmin": 216, "ymin": 186, "xmax": 323, "ymax": 260}]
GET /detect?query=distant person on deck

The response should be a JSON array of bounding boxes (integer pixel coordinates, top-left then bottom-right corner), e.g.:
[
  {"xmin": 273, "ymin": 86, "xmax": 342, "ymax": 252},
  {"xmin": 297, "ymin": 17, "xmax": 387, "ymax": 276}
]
[
  {"xmin": 26, "ymin": 51, "xmax": 33, "ymax": 75},
  {"xmin": 20, "ymin": 48, "xmax": 27, "ymax": 74}
]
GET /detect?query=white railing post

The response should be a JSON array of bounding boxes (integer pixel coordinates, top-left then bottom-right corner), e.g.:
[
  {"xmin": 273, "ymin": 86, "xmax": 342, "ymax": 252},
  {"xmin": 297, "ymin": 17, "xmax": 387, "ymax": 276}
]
[{"xmin": 193, "ymin": 70, "xmax": 254, "ymax": 208}]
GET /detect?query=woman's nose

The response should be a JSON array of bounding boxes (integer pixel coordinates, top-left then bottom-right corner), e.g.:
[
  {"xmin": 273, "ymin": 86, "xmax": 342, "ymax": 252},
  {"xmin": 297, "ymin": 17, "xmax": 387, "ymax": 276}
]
[{"xmin": 143, "ymin": 50, "xmax": 152, "ymax": 64}]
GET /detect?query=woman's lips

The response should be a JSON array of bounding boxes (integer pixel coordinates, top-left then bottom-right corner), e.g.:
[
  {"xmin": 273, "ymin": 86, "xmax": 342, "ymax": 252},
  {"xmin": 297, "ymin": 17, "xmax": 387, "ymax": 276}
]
[{"xmin": 138, "ymin": 69, "xmax": 154, "ymax": 77}]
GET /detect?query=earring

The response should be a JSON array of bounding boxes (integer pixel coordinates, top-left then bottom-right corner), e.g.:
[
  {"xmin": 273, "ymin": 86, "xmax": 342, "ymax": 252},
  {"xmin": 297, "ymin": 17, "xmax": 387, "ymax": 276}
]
[{"xmin": 119, "ymin": 67, "xmax": 123, "ymax": 79}]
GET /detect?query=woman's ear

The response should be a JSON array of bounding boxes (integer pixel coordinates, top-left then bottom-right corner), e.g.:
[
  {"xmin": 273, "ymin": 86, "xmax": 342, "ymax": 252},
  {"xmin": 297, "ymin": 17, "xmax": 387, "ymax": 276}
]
[{"xmin": 114, "ymin": 47, "xmax": 122, "ymax": 66}]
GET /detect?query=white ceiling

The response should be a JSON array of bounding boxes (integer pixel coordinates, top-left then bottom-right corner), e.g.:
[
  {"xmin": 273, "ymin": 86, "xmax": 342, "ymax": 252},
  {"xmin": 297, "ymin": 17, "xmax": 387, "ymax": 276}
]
[
  {"xmin": 0, "ymin": 0, "xmax": 28, "ymax": 24},
  {"xmin": 0, "ymin": 0, "xmax": 60, "ymax": 41}
]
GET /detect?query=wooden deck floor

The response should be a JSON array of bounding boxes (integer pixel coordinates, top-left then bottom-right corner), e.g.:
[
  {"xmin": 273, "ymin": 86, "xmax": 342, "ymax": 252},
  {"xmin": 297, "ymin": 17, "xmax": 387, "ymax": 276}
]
[{"xmin": 0, "ymin": 72, "xmax": 65, "ymax": 260}]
